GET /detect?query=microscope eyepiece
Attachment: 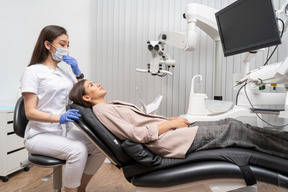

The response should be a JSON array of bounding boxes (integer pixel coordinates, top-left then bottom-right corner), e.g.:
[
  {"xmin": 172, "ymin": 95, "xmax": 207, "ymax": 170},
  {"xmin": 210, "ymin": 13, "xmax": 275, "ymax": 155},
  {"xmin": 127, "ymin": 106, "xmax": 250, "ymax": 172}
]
[{"xmin": 148, "ymin": 44, "xmax": 153, "ymax": 51}]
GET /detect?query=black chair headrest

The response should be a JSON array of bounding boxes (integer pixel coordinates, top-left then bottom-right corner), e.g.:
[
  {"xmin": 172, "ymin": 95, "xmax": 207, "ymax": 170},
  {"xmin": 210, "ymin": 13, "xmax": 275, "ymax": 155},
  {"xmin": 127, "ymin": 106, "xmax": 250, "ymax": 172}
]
[{"xmin": 13, "ymin": 96, "xmax": 28, "ymax": 138}]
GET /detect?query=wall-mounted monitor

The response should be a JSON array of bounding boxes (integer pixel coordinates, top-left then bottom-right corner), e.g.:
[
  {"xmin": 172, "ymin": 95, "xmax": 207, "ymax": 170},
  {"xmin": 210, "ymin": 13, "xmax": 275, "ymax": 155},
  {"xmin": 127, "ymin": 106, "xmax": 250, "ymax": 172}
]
[{"xmin": 215, "ymin": 0, "xmax": 281, "ymax": 57}]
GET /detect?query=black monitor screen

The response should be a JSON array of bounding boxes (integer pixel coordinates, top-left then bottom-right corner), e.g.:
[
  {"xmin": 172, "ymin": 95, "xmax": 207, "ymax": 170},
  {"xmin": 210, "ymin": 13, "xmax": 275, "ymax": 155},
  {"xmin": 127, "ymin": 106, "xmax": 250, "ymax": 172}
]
[{"xmin": 215, "ymin": 0, "xmax": 281, "ymax": 57}]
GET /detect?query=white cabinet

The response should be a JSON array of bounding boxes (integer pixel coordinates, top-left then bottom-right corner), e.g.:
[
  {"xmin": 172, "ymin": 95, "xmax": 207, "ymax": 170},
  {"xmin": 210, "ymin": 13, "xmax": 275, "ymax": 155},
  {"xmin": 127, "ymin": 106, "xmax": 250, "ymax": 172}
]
[{"xmin": 0, "ymin": 105, "xmax": 28, "ymax": 182}]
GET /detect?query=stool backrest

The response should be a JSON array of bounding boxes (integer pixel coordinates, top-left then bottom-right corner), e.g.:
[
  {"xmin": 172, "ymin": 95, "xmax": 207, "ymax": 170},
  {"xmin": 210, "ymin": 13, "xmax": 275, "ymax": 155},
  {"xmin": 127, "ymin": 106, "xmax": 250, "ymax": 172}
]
[{"xmin": 13, "ymin": 96, "xmax": 28, "ymax": 138}]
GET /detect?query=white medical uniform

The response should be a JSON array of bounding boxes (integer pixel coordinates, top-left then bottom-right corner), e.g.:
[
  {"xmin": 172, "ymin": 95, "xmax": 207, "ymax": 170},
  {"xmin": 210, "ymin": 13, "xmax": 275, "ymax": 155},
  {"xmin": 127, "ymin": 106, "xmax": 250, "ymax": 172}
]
[{"xmin": 21, "ymin": 64, "xmax": 105, "ymax": 188}]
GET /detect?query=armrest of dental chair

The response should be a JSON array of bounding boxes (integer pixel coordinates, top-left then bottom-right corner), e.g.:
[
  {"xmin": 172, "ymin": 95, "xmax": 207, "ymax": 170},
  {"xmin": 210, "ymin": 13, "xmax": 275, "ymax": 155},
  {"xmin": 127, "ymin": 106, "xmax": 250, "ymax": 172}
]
[{"xmin": 121, "ymin": 140, "xmax": 162, "ymax": 166}]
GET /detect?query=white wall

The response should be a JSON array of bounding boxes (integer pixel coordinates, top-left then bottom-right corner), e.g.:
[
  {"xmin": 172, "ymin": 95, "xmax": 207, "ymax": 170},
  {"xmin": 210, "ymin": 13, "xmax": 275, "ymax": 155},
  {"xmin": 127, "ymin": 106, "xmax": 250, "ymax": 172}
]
[{"xmin": 0, "ymin": 0, "xmax": 94, "ymax": 101}]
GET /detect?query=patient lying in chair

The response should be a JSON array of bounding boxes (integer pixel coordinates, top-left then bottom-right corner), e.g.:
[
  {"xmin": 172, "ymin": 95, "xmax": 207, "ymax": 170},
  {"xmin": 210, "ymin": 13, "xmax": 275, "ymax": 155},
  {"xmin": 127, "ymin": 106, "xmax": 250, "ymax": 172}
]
[{"xmin": 69, "ymin": 80, "xmax": 288, "ymax": 159}]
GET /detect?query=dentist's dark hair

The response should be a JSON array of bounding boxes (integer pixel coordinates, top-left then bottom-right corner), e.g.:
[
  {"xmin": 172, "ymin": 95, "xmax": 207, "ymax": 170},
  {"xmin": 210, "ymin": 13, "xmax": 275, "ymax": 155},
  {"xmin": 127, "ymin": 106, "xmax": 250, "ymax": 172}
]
[
  {"xmin": 69, "ymin": 79, "xmax": 93, "ymax": 108},
  {"xmin": 28, "ymin": 25, "xmax": 68, "ymax": 66}
]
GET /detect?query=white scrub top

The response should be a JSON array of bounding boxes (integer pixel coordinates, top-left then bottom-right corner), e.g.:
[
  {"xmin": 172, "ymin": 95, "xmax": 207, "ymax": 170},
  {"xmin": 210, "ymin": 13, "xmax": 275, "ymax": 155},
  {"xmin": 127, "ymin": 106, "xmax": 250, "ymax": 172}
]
[{"xmin": 21, "ymin": 64, "xmax": 77, "ymax": 140}]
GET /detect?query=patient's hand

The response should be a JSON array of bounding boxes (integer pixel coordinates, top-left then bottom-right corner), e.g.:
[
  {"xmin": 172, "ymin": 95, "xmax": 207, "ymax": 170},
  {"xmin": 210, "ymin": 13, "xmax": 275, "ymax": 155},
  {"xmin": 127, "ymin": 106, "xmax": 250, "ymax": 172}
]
[
  {"xmin": 158, "ymin": 117, "xmax": 189, "ymax": 135},
  {"xmin": 170, "ymin": 117, "xmax": 190, "ymax": 129}
]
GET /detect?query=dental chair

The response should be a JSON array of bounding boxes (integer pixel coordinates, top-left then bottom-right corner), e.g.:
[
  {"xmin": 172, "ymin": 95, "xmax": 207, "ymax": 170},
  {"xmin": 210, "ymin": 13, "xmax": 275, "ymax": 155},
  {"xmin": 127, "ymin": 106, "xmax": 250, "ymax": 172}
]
[
  {"xmin": 67, "ymin": 103, "xmax": 288, "ymax": 192},
  {"xmin": 13, "ymin": 96, "xmax": 66, "ymax": 192}
]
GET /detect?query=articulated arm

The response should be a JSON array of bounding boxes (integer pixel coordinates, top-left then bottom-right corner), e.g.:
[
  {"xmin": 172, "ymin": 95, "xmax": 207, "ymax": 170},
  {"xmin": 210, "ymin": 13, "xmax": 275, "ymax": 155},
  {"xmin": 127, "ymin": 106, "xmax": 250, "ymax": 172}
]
[
  {"xmin": 136, "ymin": 3, "xmax": 219, "ymax": 76},
  {"xmin": 277, "ymin": 0, "xmax": 288, "ymax": 32}
]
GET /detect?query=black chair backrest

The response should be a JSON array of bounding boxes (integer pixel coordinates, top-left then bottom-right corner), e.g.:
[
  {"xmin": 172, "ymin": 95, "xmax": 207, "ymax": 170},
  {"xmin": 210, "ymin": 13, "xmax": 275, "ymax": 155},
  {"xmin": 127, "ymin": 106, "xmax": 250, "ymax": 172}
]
[
  {"xmin": 13, "ymin": 96, "xmax": 29, "ymax": 138},
  {"xmin": 67, "ymin": 103, "xmax": 133, "ymax": 167}
]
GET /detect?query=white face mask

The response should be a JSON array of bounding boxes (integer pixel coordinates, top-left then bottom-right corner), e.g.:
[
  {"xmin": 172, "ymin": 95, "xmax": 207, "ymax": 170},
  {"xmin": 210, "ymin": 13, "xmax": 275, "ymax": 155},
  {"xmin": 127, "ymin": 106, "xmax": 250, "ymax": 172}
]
[{"xmin": 49, "ymin": 43, "xmax": 69, "ymax": 61}]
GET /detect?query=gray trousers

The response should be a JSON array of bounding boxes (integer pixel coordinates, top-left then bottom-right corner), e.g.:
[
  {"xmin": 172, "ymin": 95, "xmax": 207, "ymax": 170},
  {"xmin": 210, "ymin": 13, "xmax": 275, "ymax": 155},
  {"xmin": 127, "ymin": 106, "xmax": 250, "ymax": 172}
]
[{"xmin": 187, "ymin": 118, "xmax": 288, "ymax": 159}]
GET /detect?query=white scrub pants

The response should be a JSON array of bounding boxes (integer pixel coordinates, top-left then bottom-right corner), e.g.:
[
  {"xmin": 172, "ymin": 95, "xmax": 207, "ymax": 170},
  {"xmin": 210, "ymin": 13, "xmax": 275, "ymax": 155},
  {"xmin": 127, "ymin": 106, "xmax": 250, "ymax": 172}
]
[{"xmin": 24, "ymin": 128, "xmax": 106, "ymax": 188}]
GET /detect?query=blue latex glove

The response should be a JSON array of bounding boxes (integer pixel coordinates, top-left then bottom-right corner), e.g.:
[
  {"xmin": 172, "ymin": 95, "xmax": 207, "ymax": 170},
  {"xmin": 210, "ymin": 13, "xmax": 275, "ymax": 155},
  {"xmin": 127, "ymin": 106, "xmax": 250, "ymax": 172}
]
[
  {"xmin": 62, "ymin": 55, "xmax": 82, "ymax": 76},
  {"xmin": 59, "ymin": 109, "xmax": 81, "ymax": 124}
]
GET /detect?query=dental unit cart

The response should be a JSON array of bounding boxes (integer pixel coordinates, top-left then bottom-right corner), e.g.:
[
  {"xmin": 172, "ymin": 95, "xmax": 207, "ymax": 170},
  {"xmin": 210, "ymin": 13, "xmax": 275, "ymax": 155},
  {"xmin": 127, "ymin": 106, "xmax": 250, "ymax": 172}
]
[{"xmin": 0, "ymin": 101, "xmax": 28, "ymax": 182}]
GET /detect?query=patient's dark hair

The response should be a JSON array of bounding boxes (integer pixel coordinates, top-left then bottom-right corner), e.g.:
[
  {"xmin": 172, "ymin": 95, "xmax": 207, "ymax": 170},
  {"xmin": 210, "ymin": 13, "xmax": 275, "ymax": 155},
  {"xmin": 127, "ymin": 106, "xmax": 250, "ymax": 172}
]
[{"xmin": 69, "ymin": 79, "xmax": 93, "ymax": 108}]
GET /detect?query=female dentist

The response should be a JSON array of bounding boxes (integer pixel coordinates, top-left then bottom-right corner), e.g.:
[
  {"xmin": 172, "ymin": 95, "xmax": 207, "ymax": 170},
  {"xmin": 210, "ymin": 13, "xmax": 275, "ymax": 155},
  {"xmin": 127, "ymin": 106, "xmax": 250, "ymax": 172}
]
[{"xmin": 21, "ymin": 25, "xmax": 105, "ymax": 192}]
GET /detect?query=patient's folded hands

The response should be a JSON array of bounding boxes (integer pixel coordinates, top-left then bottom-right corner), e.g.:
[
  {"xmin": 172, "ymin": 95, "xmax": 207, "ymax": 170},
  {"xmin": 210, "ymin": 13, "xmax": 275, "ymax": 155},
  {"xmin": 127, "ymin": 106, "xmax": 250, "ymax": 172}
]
[{"xmin": 169, "ymin": 117, "xmax": 190, "ymax": 129}]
